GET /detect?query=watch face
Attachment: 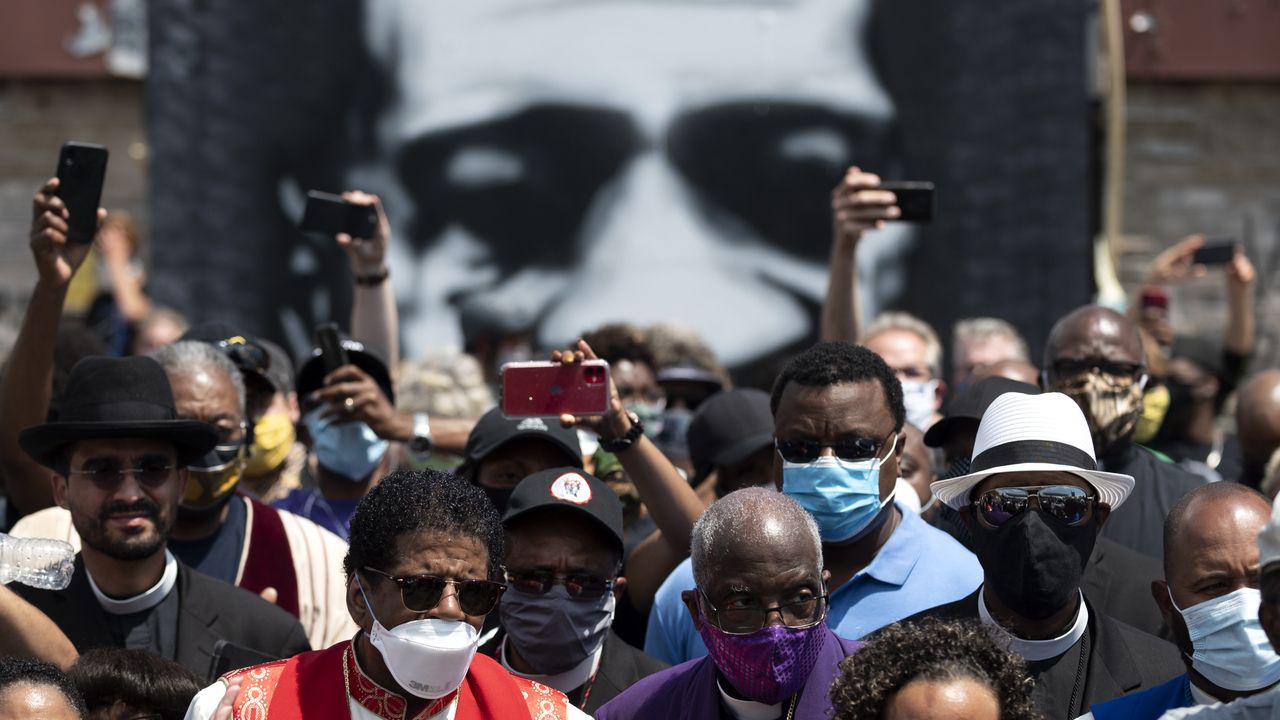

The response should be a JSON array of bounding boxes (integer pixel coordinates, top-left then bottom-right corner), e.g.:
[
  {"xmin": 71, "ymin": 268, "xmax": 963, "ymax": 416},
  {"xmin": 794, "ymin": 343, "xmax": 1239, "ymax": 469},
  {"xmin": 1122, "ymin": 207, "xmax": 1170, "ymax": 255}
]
[{"xmin": 409, "ymin": 436, "xmax": 432, "ymax": 453}]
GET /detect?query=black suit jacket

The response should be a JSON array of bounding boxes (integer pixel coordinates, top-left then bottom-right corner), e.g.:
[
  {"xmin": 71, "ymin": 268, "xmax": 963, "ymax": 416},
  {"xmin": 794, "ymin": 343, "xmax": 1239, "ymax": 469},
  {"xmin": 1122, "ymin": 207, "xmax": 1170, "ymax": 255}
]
[
  {"xmin": 905, "ymin": 590, "xmax": 1183, "ymax": 713},
  {"xmin": 1084, "ymin": 536, "xmax": 1169, "ymax": 640},
  {"xmin": 14, "ymin": 555, "xmax": 310, "ymax": 681},
  {"xmin": 481, "ymin": 628, "xmax": 667, "ymax": 714}
]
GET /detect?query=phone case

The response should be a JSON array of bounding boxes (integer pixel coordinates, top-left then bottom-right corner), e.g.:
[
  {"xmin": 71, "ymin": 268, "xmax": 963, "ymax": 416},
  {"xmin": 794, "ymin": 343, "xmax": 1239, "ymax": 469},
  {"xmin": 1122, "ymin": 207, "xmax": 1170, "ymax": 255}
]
[
  {"xmin": 880, "ymin": 181, "xmax": 935, "ymax": 223},
  {"xmin": 500, "ymin": 361, "xmax": 611, "ymax": 418},
  {"xmin": 300, "ymin": 190, "xmax": 378, "ymax": 239},
  {"xmin": 315, "ymin": 324, "xmax": 349, "ymax": 376},
  {"xmin": 1191, "ymin": 243, "xmax": 1234, "ymax": 266},
  {"xmin": 55, "ymin": 142, "xmax": 109, "ymax": 244}
]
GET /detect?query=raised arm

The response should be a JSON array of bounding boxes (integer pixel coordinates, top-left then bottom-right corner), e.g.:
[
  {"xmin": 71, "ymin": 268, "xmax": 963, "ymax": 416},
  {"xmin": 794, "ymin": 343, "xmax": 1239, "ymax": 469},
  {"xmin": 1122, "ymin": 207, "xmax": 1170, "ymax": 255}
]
[
  {"xmin": 341, "ymin": 191, "xmax": 399, "ymax": 372},
  {"xmin": 820, "ymin": 167, "xmax": 899, "ymax": 343},
  {"xmin": 1224, "ymin": 245, "xmax": 1257, "ymax": 359},
  {"xmin": 0, "ymin": 179, "xmax": 98, "ymax": 515},
  {"xmin": 0, "ymin": 582, "xmax": 79, "ymax": 668}
]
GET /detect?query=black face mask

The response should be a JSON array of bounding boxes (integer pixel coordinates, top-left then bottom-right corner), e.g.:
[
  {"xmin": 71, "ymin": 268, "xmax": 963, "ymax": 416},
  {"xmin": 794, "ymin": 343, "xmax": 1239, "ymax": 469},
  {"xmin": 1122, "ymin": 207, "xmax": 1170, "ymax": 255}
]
[
  {"xmin": 971, "ymin": 510, "xmax": 1097, "ymax": 620},
  {"xmin": 480, "ymin": 484, "xmax": 515, "ymax": 514}
]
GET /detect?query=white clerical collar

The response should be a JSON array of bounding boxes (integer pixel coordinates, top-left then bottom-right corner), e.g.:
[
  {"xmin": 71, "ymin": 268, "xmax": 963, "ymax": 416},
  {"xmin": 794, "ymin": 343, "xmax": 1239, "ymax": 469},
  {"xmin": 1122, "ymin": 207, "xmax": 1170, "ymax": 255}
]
[
  {"xmin": 717, "ymin": 680, "xmax": 783, "ymax": 720},
  {"xmin": 978, "ymin": 585, "xmax": 1089, "ymax": 662},
  {"xmin": 1189, "ymin": 679, "xmax": 1219, "ymax": 706},
  {"xmin": 499, "ymin": 635, "xmax": 602, "ymax": 695},
  {"xmin": 87, "ymin": 550, "xmax": 178, "ymax": 615}
]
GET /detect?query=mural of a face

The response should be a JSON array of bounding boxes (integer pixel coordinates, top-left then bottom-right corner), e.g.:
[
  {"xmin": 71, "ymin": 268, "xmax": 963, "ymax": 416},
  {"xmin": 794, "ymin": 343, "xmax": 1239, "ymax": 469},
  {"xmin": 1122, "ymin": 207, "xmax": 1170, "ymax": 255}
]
[{"xmin": 363, "ymin": 0, "xmax": 913, "ymax": 366}]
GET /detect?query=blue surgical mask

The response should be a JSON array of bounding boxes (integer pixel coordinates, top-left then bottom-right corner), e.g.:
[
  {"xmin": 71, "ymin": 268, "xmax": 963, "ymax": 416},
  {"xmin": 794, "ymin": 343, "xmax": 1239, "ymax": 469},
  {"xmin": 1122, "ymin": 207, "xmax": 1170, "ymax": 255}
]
[
  {"xmin": 1171, "ymin": 586, "xmax": 1280, "ymax": 692},
  {"xmin": 782, "ymin": 435, "xmax": 897, "ymax": 543},
  {"xmin": 304, "ymin": 408, "xmax": 389, "ymax": 482}
]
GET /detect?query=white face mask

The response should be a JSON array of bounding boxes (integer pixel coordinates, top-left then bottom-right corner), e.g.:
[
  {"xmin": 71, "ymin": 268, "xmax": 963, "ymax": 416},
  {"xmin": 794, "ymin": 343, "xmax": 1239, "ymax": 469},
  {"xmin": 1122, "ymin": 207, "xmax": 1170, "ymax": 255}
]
[
  {"xmin": 900, "ymin": 379, "xmax": 939, "ymax": 431},
  {"xmin": 359, "ymin": 579, "xmax": 481, "ymax": 699},
  {"xmin": 1171, "ymin": 586, "xmax": 1280, "ymax": 692}
]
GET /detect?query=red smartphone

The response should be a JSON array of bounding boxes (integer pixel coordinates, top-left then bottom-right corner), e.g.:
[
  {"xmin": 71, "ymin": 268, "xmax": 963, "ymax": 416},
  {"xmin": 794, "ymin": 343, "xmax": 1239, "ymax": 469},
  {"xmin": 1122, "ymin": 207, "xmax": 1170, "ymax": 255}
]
[{"xmin": 501, "ymin": 361, "xmax": 611, "ymax": 418}]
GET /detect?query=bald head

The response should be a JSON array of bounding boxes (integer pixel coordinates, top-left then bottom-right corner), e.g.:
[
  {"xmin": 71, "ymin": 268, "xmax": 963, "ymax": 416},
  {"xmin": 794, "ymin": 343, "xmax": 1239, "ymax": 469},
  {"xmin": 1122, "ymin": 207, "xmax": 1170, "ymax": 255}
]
[
  {"xmin": 1238, "ymin": 371, "xmax": 1280, "ymax": 484},
  {"xmin": 690, "ymin": 487, "xmax": 820, "ymax": 589},
  {"xmin": 1043, "ymin": 305, "xmax": 1144, "ymax": 374},
  {"xmin": 1163, "ymin": 482, "xmax": 1271, "ymax": 580}
]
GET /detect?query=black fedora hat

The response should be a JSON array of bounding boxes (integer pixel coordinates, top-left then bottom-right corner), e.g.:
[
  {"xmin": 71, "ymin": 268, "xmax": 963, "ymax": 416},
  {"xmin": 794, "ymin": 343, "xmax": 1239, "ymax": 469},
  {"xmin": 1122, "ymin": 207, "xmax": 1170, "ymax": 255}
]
[{"xmin": 20, "ymin": 356, "xmax": 220, "ymax": 469}]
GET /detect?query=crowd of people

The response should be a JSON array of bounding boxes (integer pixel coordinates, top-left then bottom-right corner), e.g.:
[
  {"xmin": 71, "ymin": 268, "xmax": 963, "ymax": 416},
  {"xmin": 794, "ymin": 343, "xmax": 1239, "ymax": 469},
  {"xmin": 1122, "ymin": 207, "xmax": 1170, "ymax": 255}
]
[{"xmin": 0, "ymin": 164, "xmax": 1277, "ymax": 720}]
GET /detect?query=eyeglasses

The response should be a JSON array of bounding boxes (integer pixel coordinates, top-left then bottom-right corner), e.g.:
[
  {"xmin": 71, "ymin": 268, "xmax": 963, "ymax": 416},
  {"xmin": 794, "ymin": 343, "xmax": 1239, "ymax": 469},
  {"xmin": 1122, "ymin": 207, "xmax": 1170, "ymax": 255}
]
[
  {"xmin": 68, "ymin": 459, "xmax": 177, "ymax": 490},
  {"xmin": 699, "ymin": 589, "xmax": 828, "ymax": 635},
  {"xmin": 505, "ymin": 570, "xmax": 617, "ymax": 600},
  {"xmin": 775, "ymin": 434, "xmax": 892, "ymax": 464},
  {"xmin": 973, "ymin": 486, "xmax": 1096, "ymax": 527},
  {"xmin": 362, "ymin": 566, "xmax": 506, "ymax": 616},
  {"xmin": 1051, "ymin": 358, "xmax": 1143, "ymax": 379}
]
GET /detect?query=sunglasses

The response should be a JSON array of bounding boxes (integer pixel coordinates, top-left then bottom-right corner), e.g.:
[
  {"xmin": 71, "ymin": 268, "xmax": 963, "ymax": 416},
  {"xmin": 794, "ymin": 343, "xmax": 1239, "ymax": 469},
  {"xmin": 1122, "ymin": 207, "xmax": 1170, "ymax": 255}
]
[
  {"xmin": 775, "ymin": 435, "xmax": 891, "ymax": 464},
  {"xmin": 973, "ymin": 485, "xmax": 1096, "ymax": 527},
  {"xmin": 69, "ymin": 459, "xmax": 177, "ymax": 490},
  {"xmin": 1051, "ymin": 359, "xmax": 1143, "ymax": 379},
  {"xmin": 505, "ymin": 570, "xmax": 616, "ymax": 600},
  {"xmin": 362, "ymin": 566, "xmax": 506, "ymax": 616}
]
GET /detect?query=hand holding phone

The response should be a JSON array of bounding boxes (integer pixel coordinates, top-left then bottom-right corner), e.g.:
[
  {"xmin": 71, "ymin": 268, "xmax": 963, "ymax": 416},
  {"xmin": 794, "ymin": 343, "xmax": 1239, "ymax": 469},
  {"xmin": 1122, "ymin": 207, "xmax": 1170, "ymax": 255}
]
[
  {"xmin": 1190, "ymin": 239, "xmax": 1235, "ymax": 267},
  {"xmin": 54, "ymin": 142, "xmax": 109, "ymax": 244},
  {"xmin": 300, "ymin": 191, "xmax": 379, "ymax": 240},
  {"xmin": 501, "ymin": 360, "xmax": 611, "ymax": 418},
  {"xmin": 879, "ymin": 181, "xmax": 935, "ymax": 223}
]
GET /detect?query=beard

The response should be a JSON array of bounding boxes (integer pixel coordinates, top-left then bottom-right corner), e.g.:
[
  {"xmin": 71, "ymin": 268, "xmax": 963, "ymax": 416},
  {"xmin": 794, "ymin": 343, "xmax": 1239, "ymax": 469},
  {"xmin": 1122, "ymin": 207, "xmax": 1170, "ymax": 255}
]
[{"xmin": 77, "ymin": 497, "xmax": 170, "ymax": 561}]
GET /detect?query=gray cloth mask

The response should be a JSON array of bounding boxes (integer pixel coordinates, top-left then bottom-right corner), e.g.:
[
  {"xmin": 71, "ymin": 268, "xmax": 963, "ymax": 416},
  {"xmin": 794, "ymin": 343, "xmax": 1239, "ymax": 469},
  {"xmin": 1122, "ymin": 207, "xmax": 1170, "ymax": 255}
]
[{"xmin": 499, "ymin": 584, "xmax": 616, "ymax": 674}]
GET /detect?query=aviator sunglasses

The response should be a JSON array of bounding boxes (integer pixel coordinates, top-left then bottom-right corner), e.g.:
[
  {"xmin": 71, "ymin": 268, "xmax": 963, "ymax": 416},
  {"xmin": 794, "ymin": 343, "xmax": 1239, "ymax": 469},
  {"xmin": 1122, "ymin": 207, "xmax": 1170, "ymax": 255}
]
[{"xmin": 972, "ymin": 485, "xmax": 1097, "ymax": 528}]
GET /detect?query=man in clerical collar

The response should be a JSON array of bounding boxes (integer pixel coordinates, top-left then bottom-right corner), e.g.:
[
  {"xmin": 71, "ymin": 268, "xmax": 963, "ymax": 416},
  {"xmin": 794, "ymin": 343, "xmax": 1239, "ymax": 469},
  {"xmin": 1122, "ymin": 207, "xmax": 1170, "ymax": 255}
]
[
  {"xmin": 597, "ymin": 487, "xmax": 860, "ymax": 720},
  {"xmin": 186, "ymin": 469, "xmax": 592, "ymax": 719},
  {"xmin": 915, "ymin": 391, "xmax": 1183, "ymax": 720},
  {"xmin": 14, "ymin": 355, "xmax": 310, "ymax": 681},
  {"xmin": 1085, "ymin": 482, "xmax": 1280, "ymax": 720},
  {"xmin": 480, "ymin": 467, "xmax": 666, "ymax": 713}
]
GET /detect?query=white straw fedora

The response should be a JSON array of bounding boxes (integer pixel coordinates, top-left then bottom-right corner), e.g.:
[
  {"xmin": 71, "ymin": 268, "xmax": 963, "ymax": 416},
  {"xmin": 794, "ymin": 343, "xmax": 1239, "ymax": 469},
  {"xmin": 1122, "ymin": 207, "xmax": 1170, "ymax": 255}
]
[{"xmin": 930, "ymin": 392, "xmax": 1135, "ymax": 511}]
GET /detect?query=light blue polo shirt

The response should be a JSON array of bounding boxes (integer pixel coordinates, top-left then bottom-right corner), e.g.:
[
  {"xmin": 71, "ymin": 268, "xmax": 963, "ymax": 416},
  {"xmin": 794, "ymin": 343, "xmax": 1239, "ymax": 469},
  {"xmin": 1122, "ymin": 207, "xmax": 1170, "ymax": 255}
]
[{"xmin": 643, "ymin": 503, "xmax": 983, "ymax": 665}]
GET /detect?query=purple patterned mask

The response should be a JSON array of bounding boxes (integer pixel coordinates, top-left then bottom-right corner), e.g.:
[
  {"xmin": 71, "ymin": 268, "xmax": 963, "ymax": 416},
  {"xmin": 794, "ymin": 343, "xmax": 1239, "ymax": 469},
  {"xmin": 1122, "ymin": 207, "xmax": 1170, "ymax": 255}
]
[{"xmin": 696, "ymin": 600, "xmax": 827, "ymax": 704}]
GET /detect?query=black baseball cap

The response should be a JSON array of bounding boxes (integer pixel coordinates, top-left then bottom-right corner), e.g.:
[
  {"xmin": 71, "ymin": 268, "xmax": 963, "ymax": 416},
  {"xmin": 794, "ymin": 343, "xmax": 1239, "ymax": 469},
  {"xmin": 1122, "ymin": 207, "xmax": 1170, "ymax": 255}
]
[
  {"xmin": 181, "ymin": 321, "xmax": 275, "ymax": 397},
  {"xmin": 503, "ymin": 467, "xmax": 624, "ymax": 552},
  {"xmin": 924, "ymin": 376, "xmax": 1040, "ymax": 448},
  {"xmin": 464, "ymin": 408, "xmax": 583, "ymax": 467},
  {"xmin": 687, "ymin": 388, "xmax": 774, "ymax": 482}
]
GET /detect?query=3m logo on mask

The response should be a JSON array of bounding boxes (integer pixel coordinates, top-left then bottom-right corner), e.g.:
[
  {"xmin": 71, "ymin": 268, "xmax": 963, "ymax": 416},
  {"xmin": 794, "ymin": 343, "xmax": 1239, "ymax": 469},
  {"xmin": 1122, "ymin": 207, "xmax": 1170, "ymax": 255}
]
[
  {"xmin": 550, "ymin": 472, "xmax": 592, "ymax": 504},
  {"xmin": 516, "ymin": 417, "xmax": 549, "ymax": 432}
]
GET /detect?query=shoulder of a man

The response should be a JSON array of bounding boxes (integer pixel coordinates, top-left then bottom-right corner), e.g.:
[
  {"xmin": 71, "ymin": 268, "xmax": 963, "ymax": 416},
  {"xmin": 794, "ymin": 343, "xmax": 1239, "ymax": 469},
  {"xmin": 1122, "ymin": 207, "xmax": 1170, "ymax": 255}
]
[
  {"xmin": 1098, "ymin": 613, "xmax": 1182, "ymax": 678},
  {"xmin": 895, "ymin": 509, "xmax": 982, "ymax": 578},
  {"xmin": 594, "ymin": 657, "xmax": 708, "ymax": 720},
  {"xmin": 643, "ymin": 558, "xmax": 696, "ymax": 664},
  {"xmin": 600, "ymin": 630, "xmax": 668, "ymax": 686},
  {"xmin": 180, "ymin": 563, "xmax": 311, "ymax": 654},
  {"xmin": 269, "ymin": 500, "xmax": 360, "ymax": 648},
  {"xmin": 1158, "ymin": 686, "xmax": 1280, "ymax": 720}
]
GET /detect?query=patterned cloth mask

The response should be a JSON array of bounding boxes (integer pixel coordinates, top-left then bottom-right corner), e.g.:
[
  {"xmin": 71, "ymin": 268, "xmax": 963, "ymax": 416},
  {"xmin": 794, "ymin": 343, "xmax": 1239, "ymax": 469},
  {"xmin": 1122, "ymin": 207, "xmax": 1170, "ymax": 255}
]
[{"xmin": 696, "ymin": 598, "xmax": 827, "ymax": 705}]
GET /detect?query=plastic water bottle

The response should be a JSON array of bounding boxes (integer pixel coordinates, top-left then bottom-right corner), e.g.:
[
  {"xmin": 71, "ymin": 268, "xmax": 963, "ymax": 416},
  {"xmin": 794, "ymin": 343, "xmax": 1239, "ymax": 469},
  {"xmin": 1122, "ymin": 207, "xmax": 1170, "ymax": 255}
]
[{"xmin": 0, "ymin": 534, "xmax": 75, "ymax": 590}]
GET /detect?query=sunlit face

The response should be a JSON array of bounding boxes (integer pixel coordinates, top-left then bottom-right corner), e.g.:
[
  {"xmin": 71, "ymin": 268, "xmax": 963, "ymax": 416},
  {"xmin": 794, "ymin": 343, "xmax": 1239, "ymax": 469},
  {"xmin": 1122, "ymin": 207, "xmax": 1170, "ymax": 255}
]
[{"xmin": 364, "ymin": 0, "xmax": 911, "ymax": 367}]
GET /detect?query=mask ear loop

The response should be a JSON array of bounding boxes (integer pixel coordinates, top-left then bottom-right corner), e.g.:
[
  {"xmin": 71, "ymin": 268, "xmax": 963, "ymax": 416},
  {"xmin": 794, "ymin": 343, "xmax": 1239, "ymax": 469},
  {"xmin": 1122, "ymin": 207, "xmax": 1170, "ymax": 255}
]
[
  {"xmin": 355, "ymin": 574, "xmax": 385, "ymax": 633},
  {"xmin": 1138, "ymin": 373, "xmax": 1150, "ymax": 392}
]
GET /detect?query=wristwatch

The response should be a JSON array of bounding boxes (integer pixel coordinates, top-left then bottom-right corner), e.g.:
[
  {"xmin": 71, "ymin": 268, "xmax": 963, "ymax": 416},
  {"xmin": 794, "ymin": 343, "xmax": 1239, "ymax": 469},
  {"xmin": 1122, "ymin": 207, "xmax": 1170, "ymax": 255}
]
[
  {"xmin": 599, "ymin": 412, "xmax": 644, "ymax": 454},
  {"xmin": 408, "ymin": 412, "xmax": 433, "ymax": 457}
]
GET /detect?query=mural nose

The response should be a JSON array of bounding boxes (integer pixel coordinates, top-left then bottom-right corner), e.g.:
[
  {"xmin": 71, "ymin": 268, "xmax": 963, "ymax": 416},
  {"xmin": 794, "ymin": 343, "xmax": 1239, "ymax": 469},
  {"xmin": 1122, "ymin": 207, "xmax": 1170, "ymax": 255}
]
[{"xmin": 537, "ymin": 153, "xmax": 813, "ymax": 365}]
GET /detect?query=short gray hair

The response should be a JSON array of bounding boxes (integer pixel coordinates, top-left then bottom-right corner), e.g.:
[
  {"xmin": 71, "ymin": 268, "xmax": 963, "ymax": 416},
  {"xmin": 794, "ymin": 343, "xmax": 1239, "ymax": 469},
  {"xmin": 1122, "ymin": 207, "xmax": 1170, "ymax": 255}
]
[
  {"xmin": 862, "ymin": 312, "xmax": 944, "ymax": 379},
  {"xmin": 952, "ymin": 317, "xmax": 1029, "ymax": 364},
  {"xmin": 150, "ymin": 340, "xmax": 246, "ymax": 417},
  {"xmin": 690, "ymin": 487, "xmax": 822, "ymax": 589}
]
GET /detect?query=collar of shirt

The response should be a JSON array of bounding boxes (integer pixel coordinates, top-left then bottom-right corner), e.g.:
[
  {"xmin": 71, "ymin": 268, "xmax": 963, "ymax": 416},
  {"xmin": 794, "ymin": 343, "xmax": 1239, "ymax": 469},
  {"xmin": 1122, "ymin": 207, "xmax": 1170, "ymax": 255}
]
[
  {"xmin": 977, "ymin": 586, "xmax": 1089, "ymax": 662},
  {"xmin": 1190, "ymin": 679, "xmax": 1220, "ymax": 706},
  {"xmin": 87, "ymin": 550, "xmax": 178, "ymax": 615},
  {"xmin": 717, "ymin": 679, "xmax": 783, "ymax": 720},
  {"xmin": 498, "ymin": 634, "xmax": 603, "ymax": 696},
  {"xmin": 832, "ymin": 503, "xmax": 921, "ymax": 594}
]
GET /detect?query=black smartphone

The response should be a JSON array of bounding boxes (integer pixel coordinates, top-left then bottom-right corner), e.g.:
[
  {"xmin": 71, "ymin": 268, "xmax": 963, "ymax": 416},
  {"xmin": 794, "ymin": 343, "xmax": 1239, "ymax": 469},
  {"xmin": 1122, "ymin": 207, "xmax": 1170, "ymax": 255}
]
[
  {"xmin": 299, "ymin": 190, "xmax": 379, "ymax": 239},
  {"xmin": 315, "ymin": 323, "xmax": 349, "ymax": 376},
  {"xmin": 1192, "ymin": 240, "xmax": 1235, "ymax": 266},
  {"xmin": 54, "ymin": 142, "xmax": 109, "ymax": 244},
  {"xmin": 880, "ymin": 181, "xmax": 935, "ymax": 223}
]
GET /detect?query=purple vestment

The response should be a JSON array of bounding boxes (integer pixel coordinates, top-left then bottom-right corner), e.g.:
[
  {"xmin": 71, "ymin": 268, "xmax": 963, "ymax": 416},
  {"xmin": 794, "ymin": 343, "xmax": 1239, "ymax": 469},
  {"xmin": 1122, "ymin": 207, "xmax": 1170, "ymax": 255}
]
[{"xmin": 594, "ymin": 627, "xmax": 859, "ymax": 720}]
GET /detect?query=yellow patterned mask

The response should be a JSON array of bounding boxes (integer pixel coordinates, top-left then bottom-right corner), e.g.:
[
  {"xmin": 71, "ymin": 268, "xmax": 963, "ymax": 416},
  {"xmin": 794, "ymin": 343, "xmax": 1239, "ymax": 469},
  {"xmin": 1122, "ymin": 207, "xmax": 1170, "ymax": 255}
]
[
  {"xmin": 1134, "ymin": 384, "xmax": 1170, "ymax": 445},
  {"xmin": 244, "ymin": 412, "xmax": 296, "ymax": 477},
  {"xmin": 183, "ymin": 441, "xmax": 246, "ymax": 510}
]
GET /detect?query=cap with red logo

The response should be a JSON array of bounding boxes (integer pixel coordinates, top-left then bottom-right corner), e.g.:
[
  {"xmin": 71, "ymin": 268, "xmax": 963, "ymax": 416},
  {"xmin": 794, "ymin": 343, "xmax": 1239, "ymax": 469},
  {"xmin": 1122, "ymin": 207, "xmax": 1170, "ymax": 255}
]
[{"xmin": 501, "ymin": 467, "xmax": 624, "ymax": 552}]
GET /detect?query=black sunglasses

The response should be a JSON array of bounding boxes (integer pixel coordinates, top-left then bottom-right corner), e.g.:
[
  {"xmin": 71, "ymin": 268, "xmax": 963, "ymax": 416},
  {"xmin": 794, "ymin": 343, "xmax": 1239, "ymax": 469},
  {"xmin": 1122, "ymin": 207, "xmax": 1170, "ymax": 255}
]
[
  {"xmin": 973, "ymin": 485, "xmax": 1096, "ymax": 528},
  {"xmin": 775, "ymin": 435, "xmax": 892, "ymax": 464},
  {"xmin": 1051, "ymin": 358, "xmax": 1143, "ymax": 379},
  {"xmin": 505, "ymin": 570, "xmax": 616, "ymax": 600},
  {"xmin": 362, "ymin": 566, "xmax": 506, "ymax": 616},
  {"xmin": 69, "ymin": 458, "xmax": 177, "ymax": 490}
]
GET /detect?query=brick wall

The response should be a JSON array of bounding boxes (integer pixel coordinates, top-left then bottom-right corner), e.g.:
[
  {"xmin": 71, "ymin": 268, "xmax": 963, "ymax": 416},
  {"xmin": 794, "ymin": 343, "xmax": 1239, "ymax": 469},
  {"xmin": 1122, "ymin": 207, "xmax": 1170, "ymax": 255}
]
[{"xmin": 1115, "ymin": 81, "xmax": 1280, "ymax": 372}]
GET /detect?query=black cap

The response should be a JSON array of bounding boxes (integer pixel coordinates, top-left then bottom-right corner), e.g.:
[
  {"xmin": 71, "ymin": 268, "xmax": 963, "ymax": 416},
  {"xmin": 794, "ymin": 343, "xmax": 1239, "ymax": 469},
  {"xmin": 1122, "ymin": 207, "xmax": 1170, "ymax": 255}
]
[
  {"xmin": 503, "ymin": 467, "xmax": 624, "ymax": 552},
  {"xmin": 21, "ymin": 356, "xmax": 220, "ymax": 468},
  {"xmin": 181, "ymin": 321, "xmax": 275, "ymax": 397},
  {"xmin": 295, "ymin": 334, "xmax": 394, "ymax": 406},
  {"xmin": 924, "ymin": 376, "xmax": 1040, "ymax": 448},
  {"xmin": 257, "ymin": 338, "xmax": 295, "ymax": 397},
  {"xmin": 464, "ymin": 408, "xmax": 583, "ymax": 467},
  {"xmin": 687, "ymin": 388, "xmax": 774, "ymax": 482}
]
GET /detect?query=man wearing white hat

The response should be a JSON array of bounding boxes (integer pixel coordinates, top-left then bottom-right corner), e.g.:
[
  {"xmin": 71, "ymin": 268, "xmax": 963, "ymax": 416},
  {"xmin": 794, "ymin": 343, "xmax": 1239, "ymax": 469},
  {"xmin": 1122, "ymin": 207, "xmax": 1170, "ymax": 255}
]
[
  {"xmin": 911, "ymin": 391, "xmax": 1182, "ymax": 720},
  {"xmin": 1153, "ymin": 494, "xmax": 1280, "ymax": 719}
]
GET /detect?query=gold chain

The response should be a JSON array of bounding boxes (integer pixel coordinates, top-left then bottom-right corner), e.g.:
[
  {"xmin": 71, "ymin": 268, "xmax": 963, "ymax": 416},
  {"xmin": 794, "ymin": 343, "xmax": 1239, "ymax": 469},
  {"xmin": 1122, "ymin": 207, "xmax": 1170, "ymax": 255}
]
[{"xmin": 785, "ymin": 694, "xmax": 799, "ymax": 720}]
